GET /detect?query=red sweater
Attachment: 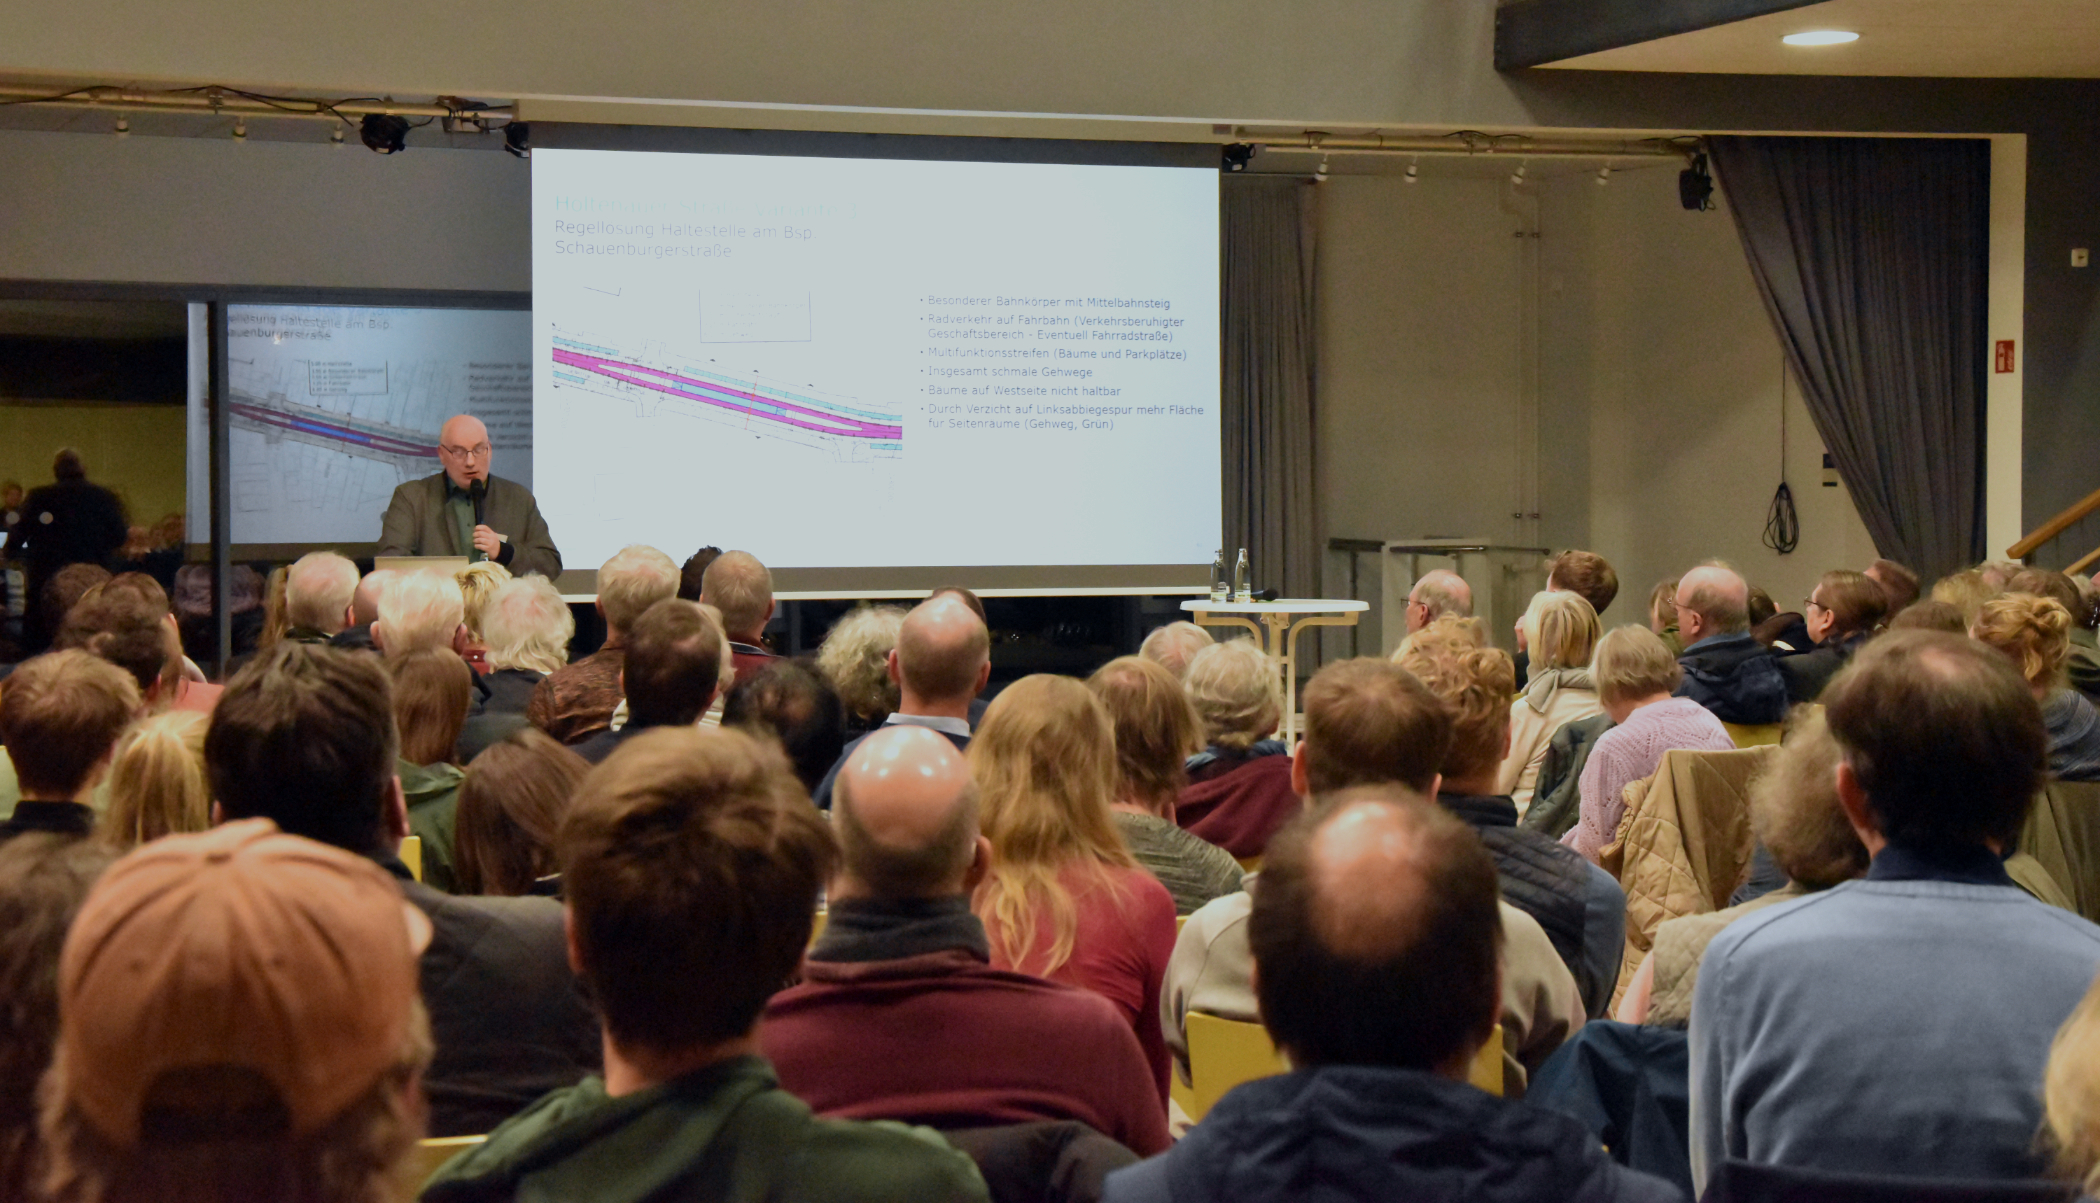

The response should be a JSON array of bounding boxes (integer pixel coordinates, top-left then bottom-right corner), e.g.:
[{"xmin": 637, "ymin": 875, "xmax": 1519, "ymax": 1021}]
[
  {"xmin": 761, "ymin": 949, "xmax": 1170, "ymax": 1155},
  {"xmin": 983, "ymin": 863, "xmax": 1178, "ymax": 1106},
  {"xmin": 1176, "ymin": 751, "xmax": 1299, "ymax": 858}
]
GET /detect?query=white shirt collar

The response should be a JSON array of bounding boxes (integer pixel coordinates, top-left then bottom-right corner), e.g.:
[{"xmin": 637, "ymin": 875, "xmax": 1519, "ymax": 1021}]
[{"xmin": 883, "ymin": 712, "xmax": 972, "ymax": 738}]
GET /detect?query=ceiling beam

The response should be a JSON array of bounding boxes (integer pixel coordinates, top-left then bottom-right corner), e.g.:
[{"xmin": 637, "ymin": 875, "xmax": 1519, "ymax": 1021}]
[{"xmin": 1495, "ymin": 0, "xmax": 1827, "ymax": 70}]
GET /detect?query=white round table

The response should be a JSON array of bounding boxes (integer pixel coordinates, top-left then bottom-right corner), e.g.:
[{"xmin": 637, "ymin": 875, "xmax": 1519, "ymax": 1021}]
[{"xmin": 1179, "ymin": 599, "xmax": 1370, "ymax": 742}]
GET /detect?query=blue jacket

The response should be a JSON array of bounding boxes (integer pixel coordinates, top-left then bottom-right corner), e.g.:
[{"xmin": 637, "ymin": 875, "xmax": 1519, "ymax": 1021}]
[
  {"xmin": 1103, "ymin": 1065, "xmax": 1684, "ymax": 1203},
  {"xmin": 1676, "ymin": 633, "xmax": 1787, "ymax": 725}
]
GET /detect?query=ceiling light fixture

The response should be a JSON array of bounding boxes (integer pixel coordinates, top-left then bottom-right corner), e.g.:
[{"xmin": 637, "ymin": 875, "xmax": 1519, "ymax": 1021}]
[
  {"xmin": 1782, "ymin": 30, "xmax": 1859, "ymax": 46},
  {"xmin": 1596, "ymin": 165, "xmax": 1612, "ymax": 187},
  {"xmin": 1404, "ymin": 157, "xmax": 1419, "ymax": 184},
  {"xmin": 231, "ymin": 117, "xmax": 247, "ymax": 141},
  {"xmin": 1314, "ymin": 153, "xmax": 1329, "ymax": 183},
  {"xmin": 113, "ymin": 116, "xmax": 129, "ymax": 136},
  {"xmin": 1510, "ymin": 162, "xmax": 1528, "ymax": 187}
]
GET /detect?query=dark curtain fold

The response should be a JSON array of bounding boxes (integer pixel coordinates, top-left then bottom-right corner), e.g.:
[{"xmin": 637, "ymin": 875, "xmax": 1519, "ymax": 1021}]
[
  {"xmin": 1708, "ymin": 136, "xmax": 1990, "ymax": 581},
  {"xmin": 1220, "ymin": 176, "xmax": 1318, "ymax": 599}
]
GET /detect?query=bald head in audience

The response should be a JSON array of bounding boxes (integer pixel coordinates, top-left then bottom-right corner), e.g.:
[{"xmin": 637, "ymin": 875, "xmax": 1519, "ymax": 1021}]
[
  {"xmin": 1675, "ymin": 564, "xmax": 1751, "ymax": 645},
  {"xmin": 831, "ymin": 726, "xmax": 989, "ymax": 901},
  {"xmin": 348, "ymin": 568, "xmax": 399, "ymax": 629},
  {"xmin": 700, "ymin": 550, "xmax": 775, "ymax": 645},
  {"xmin": 888, "ymin": 595, "xmax": 991, "ymax": 718},
  {"xmin": 1405, "ymin": 570, "xmax": 1472, "ymax": 634},
  {"xmin": 1139, "ymin": 621, "xmax": 1214, "ymax": 679}
]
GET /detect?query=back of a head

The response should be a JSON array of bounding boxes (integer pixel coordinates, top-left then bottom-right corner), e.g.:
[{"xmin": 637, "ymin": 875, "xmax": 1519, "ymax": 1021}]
[
  {"xmin": 1868, "ymin": 558, "xmax": 1921, "ymax": 613},
  {"xmin": 815, "ymin": 605, "xmax": 908, "ymax": 722},
  {"xmin": 700, "ymin": 551, "xmax": 773, "ymax": 641},
  {"xmin": 1747, "ymin": 709, "xmax": 1867, "ymax": 889},
  {"xmin": 1395, "ymin": 640, "xmax": 1515, "ymax": 784},
  {"xmin": 1590, "ymin": 624, "xmax": 1684, "ymax": 708},
  {"xmin": 374, "ymin": 570, "xmax": 464, "ymax": 659},
  {"xmin": 2047, "ymin": 973, "xmax": 2100, "ymax": 1198},
  {"xmin": 389, "ymin": 648, "xmax": 473, "ymax": 767},
  {"xmin": 453, "ymin": 560, "xmax": 513, "ymax": 641},
  {"xmin": 624, "ymin": 599, "xmax": 725, "ymax": 728},
  {"xmin": 1138, "ymin": 620, "xmax": 1214, "ymax": 679},
  {"xmin": 205, "ymin": 643, "xmax": 397, "ymax": 855},
  {"xmin": 1747, "ymin": 587, "xmax": 1778, "ymax": 629},
  {"xmin": 1679, "ymin": 565, "xmax": 1750, "ymax": 634},
  {"xmin": 1086, "ymin": 656, "xmax": 1203, "ymax": 808},
  {"xmin": 348, "ymin": 568, "xmax": 397, "ymax": 629},
  {"xmin": 53, "ymin": 449, "xmax": 85, "ymax": 482},
  {"xmin": 722, "ymin": 660, "xmax": 847, "ymax": 794},
  {"xmin": 284, "ymin": 552, "xmax": 359, "ymax": 636},
  {"xmin": 678, "ymin": 546, "xmax": 723, "ymax": 602},
  {"xmin": 895, "ymin": 595, "xmax": 990, "ymax": 705},
  {"xmin": 1931, "ymin": 569, "xmax": 2001, "ymax": 627},
  {"xmin": 2008, "ymin": 568, "xmax": 2090, "ymax": 628},
  {"xmin": 456, "ymin": 726, "xmax": 589, "ymax": 895},
  {"xmin": 1816, "ymin": 569, "xmax": 1890, "ymax": 638},
  {"xmin": 597, "ymin": 545, "xmax": 681, "ymax": 634},
  {"xmin": 928, "ymin": 586, "xmax": 987, "ymax": 623},
  {"xmin": 99, "ymin": 711, "xmax": 211, "ymax": 851},
  {"xmin": 1971, "ymin": 593, "xmax": 2073, "ymax": 692},
  {"xmin": 479, "ymin": 574, "xmax": 575, "ymax": 675},
  {"xmin": 1823, "ymin": 630, "xmax": 2045, "ymax": 853},
  {"xmin": 1250, "ymin": 787, "xmax": 1501, "ymax": 1071},
  {"xmin": 1183, "ymin": 637, "xmax": 1279, "ymax": 750},
  {"xmin": 1648, "ymin": 578, "xmax": 1681, "ymax": 632},
  {"xmin": 1299, "ymin": 657, "xmax": 1452, "ymax": 795},
  {"xmin": 1888, "ymin": 599, "xmax": 1968, "ymax": 635},
  {"xmin": 833, "ymin": 727, "xmax": 980, "ymax": 900},
  {"xmin": 42, "ymin": 564, "xmax": 113, "ymax": 632},
  {"xmin": 1522, "ymin": 589, "xmax": 1600, "ymax": 672},
  {"xmin": 0, "ymin": 651, "xmax": 140, "ymax": 800},
  {"xmin": 56, "ymin": 589, "xmax": 168, "ymax": 694},
  {"xmin": 970, "ymin": 674, "xmax": 1123, "ymax": 867},
  {"xmin": 1548, "ymin": 550, "xmax": 1619, "ymax": 617},
  {"xmin": 1411, "ymin": 570, "xmax": 1473, "ymax": 621},
  {"xmin": 560, "ymin": 727, "xmax": 836, "ymax": 1054}
]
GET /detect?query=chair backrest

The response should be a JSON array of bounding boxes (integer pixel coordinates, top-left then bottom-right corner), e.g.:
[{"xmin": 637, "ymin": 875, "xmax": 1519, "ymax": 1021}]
[
  {"xmin": 400, "ymin": 835, "xmax": 424, "ymax": 883},
  {"xmin": 1699, "ymin": 1158, "xmax": 2077, "ymax": 1203},
  {"xmin": 938, "ymin": 1120, "xmax": 1139, "ymax": 1203},
  {"xmin": 1720, "ymin": 721, "xmax": 1784, "ymax": 749},
  {"xmin": 1182, "ymin": 1014, "xmax": 1501, "ymax": 1122},
  {"xmin": 407, "ymin": 1134, "xmax": 485, "ymax": 1190}
]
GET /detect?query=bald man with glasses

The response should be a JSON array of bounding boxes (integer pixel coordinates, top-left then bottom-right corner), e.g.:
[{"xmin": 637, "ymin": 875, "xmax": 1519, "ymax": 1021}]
[{"xmin": 378, "ymin": 414, "xmax": 563, "ymax": 579}]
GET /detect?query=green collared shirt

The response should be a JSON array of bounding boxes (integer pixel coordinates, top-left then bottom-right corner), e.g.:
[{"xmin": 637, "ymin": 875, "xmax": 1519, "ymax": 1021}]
[{"xmin": 444, "ymin": 483, "xmax": 482, "ymax": 564}]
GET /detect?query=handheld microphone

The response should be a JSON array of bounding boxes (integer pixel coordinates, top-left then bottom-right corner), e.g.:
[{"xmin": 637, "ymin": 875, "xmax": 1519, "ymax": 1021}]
[{"xmin": 469, "ymin": 478, "xmax": 487, "ymax": 527}]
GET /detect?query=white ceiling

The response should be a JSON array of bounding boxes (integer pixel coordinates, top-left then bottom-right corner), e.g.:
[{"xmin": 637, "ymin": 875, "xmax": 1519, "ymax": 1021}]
[{"xmin": 1544, "ymin": 0, "xmax": 2100, "ymax": 77}]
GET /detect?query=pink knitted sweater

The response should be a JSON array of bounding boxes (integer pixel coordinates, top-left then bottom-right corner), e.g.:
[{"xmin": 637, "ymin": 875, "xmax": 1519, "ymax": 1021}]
[{"xmin": 1564, "ymin": 697, "xmax": 1736, "ymax": 862}]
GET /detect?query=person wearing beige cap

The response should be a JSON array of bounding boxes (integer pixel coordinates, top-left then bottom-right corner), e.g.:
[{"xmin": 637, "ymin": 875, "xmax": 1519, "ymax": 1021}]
[{"xmin": 37, "ymin": 819, "xmax": 434, "ymax": 1203}]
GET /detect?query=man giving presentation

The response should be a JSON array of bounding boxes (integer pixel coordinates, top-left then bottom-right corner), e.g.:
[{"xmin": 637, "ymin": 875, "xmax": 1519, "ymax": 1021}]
[{"xmin": 378, "ymin": 414, "xmax": 562, "ymax": 578}]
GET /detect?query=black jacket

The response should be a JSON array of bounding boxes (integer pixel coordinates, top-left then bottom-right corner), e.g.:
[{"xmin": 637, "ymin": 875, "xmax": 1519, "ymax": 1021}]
[
  {"xmin": 1441, "ymin": 793, "xmax": 1599, "ymax": 1000},
  {"xmin": 1676, "ymin": 634, "xmax": 1787, "ymax": 725},
  {"xmin": 3, "ymin": 479, "xmax": 126, "ymax": 571},
  {"xmin": 1773, "ymin": 631, "xmax": 1869, "ymax": 705}
]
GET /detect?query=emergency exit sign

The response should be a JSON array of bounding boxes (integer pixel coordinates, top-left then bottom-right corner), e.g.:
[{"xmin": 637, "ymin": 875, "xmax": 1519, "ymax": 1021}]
[{"xmin": 1996, "ymin": 340, "xmax": 2017, "ymax": 373}]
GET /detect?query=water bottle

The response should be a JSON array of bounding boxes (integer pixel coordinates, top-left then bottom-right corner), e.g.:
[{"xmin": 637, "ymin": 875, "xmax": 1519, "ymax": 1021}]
[
  {"xmin": 1210, "ymin": 550, "xmax": 1229, "ymax": 603},
  {"xmin": 1232, "ymin": 548, "xmax": 1250, "ymax": 602}
]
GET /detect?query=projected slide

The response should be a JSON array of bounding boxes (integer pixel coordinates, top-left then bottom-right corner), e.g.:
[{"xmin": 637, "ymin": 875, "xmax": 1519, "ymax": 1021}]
[
  {"xmin": 532, "ymin": 148, "xmax": 1220, "ymax": 574},
  {"xmin": 216, "ymin": 306, "xmax": 530, "ymax": 544}
]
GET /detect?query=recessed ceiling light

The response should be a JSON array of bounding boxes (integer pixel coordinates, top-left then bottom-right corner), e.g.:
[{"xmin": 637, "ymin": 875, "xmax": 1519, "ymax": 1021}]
[{"xmin": 1783, "ymin": 30, "xmax": 1860, "ymax": 46}]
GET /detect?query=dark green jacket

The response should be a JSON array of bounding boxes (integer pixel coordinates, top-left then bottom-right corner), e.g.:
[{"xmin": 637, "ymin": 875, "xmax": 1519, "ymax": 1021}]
[
  {"xmin": 379, "ymin": 472, "xmax": 563, "ymax": 580},
  {"xmin": 400, "ymin": 759, "xmax": 465, "ymax": 894},
  {"xmin": 421, "ymin": 1055, "xmax": 989, "ymax": 1203}
]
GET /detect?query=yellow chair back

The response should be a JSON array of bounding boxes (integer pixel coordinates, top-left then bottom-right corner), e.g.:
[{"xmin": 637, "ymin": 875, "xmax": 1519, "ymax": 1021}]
[
  {"xmin": 400, "ymin": 835, "xmax": 424, "ymax": 883},
  {"xmin": 1721, "ymin": 722, "xmax": 1783, "ymax": 749},
  {"xmin": 1234, "ymin": 855, "xmax": 1263, "ymax": 874},
  {"xmin": 407, "ymin": 1134, "xmax": 484, "ymax": 1189},
  {"xmin": 1181, "ymin": 1014, "xmax": 1502, "ymax": 1122}
]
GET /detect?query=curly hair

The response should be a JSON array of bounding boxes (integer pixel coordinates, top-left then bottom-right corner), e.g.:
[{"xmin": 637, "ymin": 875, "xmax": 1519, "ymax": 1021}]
[
  {"xmin": 1971, "ymin": 593, "xmax": 2072, "ymax": 692},
  {"xmin": 1397, "ymin": 638, "xmax": 1516, "ymax": 783},
  {"xmin": 814, "ymin": 605, "xmax": 908, "ymax": 725}
]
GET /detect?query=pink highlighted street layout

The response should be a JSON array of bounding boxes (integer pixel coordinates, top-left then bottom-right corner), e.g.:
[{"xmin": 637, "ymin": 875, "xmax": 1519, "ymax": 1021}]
[{"xmin": 551, "ymin": 344, "xmax": 902, "ymax": 442}]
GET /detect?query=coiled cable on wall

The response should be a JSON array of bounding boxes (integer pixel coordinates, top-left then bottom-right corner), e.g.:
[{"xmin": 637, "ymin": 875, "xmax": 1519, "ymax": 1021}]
[{"xmin": 1763, "ymin": 352, "xmax": 1800, "ymax": 554}]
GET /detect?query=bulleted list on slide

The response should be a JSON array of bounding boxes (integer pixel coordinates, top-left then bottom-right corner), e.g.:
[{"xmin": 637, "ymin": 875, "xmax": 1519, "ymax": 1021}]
[{"xmin": 530, "ymin": 147, "xmax": 1221, "ymax": 571}]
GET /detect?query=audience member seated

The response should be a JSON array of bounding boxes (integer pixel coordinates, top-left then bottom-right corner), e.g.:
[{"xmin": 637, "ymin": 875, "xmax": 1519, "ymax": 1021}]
[
  {"xmin": 1689, "ymin": 631, "xmax": 2100, "ymax": 1190},
  {"xmin": 0, "ymin": 651, "xmax": 137, "ymax": 843},
  {"xmin": 460, "ymin": 573, "xmax": 575, "ymax": 762},
  {"xmin": 1137, "ymin": 620, "xmax": 1213, "ymax": 680},
  {"xmin": 37, "ymin": 821, "xmax": 431, "ymax": 1203},
  {"xmin": 1776, "ymin": 569, "xmax": 1887, "ymax": 704},
  {"xmin": 1502, "ymin": 590, "xmax": 1605, "ymax": 812},
  {"xmin": 1746, "ymin": 586, "xmax": 1779, "ymax": 631},
  {"xmin": 1673, "ymin": 565, "xmax": 1786, "ymax": 726},
  {"xmin": 1889, "ymin": 598, "xmax": 1968, "ymax": 634},
  {"xmin": 1176, "ymin": 638, "xmax": 1295, "ymax": 859},
  {"xmin": 677, "ymin": 544, "xmax": 723, "ymax": 601},
  {"xmin": 392, "ymin": 648, "xmax": 475, "ymax": 892},
  {"xmin": 1400, "ymin": 633, "xmax": 1629, "ymax": 1017},
  {"xmin": 1616, "ymin": 708, "xmax": 1867, "ymax": 1027},
  {"xmin": 701, "ymin": 550, "xmax": 778, "ymax": 680},
  {"xmin": 813, "ymin": 595, "xmax": 989, "ymax": 808},
  {"xmin": 372, "ymin": 567, "xmax": 469, "ymax": 662},
  {"xmin": 2008, "ymin": 566, "xmax": 2100, "ymax": 705},
  {"xmin": 1648, "ymin": 577, "xmax": 1683, "ymax": 655},
  {"xmin": 281, "ymin": 550, "xmax": 359, "ymax": 644},
  {"xmin": 575, "ymin": 599, "xmax": 725, "ymax": 765},
  {"xmin": 763, "ymin": 726, "xmax": 1170, "ymax": 1155},
  {"xmin": 969, "ymin": 675, "xmax": 1178, "ymax": 1103},
  {"xmin": 1551, "ymin": 549, "xmax": 1621, "ymax": 620},
  {"xmin": 2045, "ymin": 970, "xmax": 2100, "ymax": 1198},
  {"xmin": 206, "ymin": 643, "xmax": 599, "ymax": 1136},
  {"xmin": 173, "ymin": 562, "xmax": 265, "ymax": 668},
  {"xmin": 723, "ymin": 659, "xmax": 848, "ymax": 794},
  {"xmin": 56, "ymin": 582, "xmax": 221, "ymax": 714},
  {"xmin": 455, "ymin": 726, "xmax": 587, "ymax": 897},
  {"xmin": 1109, "ymin": 790, "xmax": 1678, "ymax": 1203},
  {"xmin": 328, "ymin": 566, "xmax": 397, "ymax": 652},
  {"xmin": 1931, "ymin": 567, "xmax": 2001, "ymax": 627},
  {"xmin": 1405, "ymin": 568, "xmax": 1473, "ymax": 635},
  {"xmin": 0, "ymin": 835, "xmax": 114, "ymax": 1202},
  {"xmin": 1086, "ymin": 656, "xmax": 1244, "ymax": 914},
  {"xmin": 1972, "ymin": 594, "xmax": 2100, "ymax": 782},
  {"xmin": 1865, "ymin": 557, "xmax": 1920, "ymax": 615},
  {"xmin": 96, "ymin": 710, "xmax": 209, "ymax": 850},
  {"xmin": 924, "ymin": 586, "xmax": 994, "ymax": 724},
  {"xmin": 816, "ymin": 603, "xmax": 909, "ymax": 738},
  {"xmin": 1569, "ymin": 626, "xmax": 1736, "ymax": 864},
  {"xmin": 529, "ymin": 544, "xmax": 679, "ymax": 745},
  {"xmin": 453, "ymin": 559, "xmax": 513, "ymax": 672},
  {"xmin": 422, "ymin": 726, "xmax": 990, "ymax": 1203}
]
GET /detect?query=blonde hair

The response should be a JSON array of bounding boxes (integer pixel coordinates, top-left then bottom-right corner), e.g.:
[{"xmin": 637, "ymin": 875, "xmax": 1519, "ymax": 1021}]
[
  {"xmin": 374, "ymin": 571, "xmax": 463, "ymax": 660},
  {"xmin": 969, "ymin": 675, "xmax": 1135, "ymax": 975},
  {"xmin": 256, "ymin": 566, "xmax": 290, "ymax": 652},
  {"xmin": 1971, "ymin": 594, "xmax": 2072, "ymax": 691},
  {"xmin": 1649, "ymin": 579, "xmax": 1680, "ymax": 633},
  {"xmin": 479, "ymin": 576, "xmax": 574, "ymax": 676},
  {"xmin": 1183, "ymin": 638, "xmax": 1279, "ymax": 751},
  {"xmin": 595, "ymin": 545, "xmax": 681, "ymax": 634},
  {"xmin": 453, "ymin": 561, "xmax": 512, "ymax": 642},
  {"xmin": 1591, "ymin": 624, "xmax": 1683, "ymax": 706},
  {"xmin": 1931, "ymin": 569, "xmax": 2001, "ymax": 627},
  {"xmin": 1747, "ymin": 708, "xmax": 1868, "ymax": 889},
  {"xmin": 699, "ymin": 551, "xmax": 773, "ymax": 640},
  {"xmin": 2046, "ymin": 970, "xmax": 2100, "ymax": 1196},
  {"xmin": 1392, "ymin": 614, "xmax": 1488, "ymax": 659},
  {"xmin": 97, "ymin": 712, "xmax": 210, "ymax": 850},
  {"xmin": 815, "ymin": 605, "xmax": 908, "ymax": 723},
  {"xmin": 1523, "ymin": 590, "xmax": 1601, "ymax": 672}
]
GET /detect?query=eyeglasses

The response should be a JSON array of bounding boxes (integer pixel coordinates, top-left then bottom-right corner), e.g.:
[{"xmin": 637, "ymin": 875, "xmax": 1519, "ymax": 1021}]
[
  {"xmin": 441, "ymin": 443, "xmax": 491, "ymax": 460},
  {"xmin": 1803, "ymin": 596, "xmax": 1827, "ymax": 614}
]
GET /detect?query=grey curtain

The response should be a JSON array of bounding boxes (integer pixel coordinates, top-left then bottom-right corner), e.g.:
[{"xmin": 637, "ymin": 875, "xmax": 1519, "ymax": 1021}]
[
  {"xmin": 1220, "ymin": 176, "xmax": 1319, "ymax": 598},
  {"xmin": 1708, "ymin": 136, "xmax": 1990, "ymax": 581}
]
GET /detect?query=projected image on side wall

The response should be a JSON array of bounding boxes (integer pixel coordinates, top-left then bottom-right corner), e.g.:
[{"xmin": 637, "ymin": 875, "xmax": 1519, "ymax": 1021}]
[{"xmin": 531, "ymin": 148, "xmax": 1222, "ymax": 576}]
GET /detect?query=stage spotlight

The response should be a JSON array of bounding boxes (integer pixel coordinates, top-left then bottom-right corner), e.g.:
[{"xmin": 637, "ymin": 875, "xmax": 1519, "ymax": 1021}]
[
  {"xmin": 360, "ymin": 113, "xmax": 410, "ymax": 154},
  {"xmin": 504, "ymin": 121, "xmax": 531, "ymax": 159},
  {"xmin": 1221, "ymin": 143, "xmax": 1255, "ymax": 173},
  {"xmin": 1595, "ymin": 165, "xmax": 1612, "ymax": 186},
  {"xmin": 1679, "ymin": 152, "xmax": 1715, "ymax": 211},
  {"xmin": 1404, "ymin": 157, "xmax": 1419, "ymax": 184}
]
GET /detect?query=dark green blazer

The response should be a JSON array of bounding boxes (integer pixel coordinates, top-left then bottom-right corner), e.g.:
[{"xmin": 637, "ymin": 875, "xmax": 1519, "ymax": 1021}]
[{"xmin": 377, "ymin": 472, "xmax": 563, "ymax": 580}]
